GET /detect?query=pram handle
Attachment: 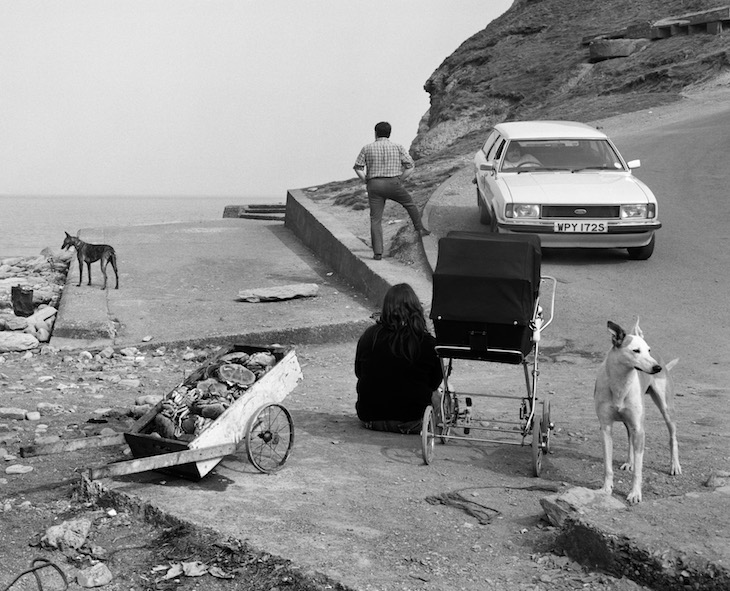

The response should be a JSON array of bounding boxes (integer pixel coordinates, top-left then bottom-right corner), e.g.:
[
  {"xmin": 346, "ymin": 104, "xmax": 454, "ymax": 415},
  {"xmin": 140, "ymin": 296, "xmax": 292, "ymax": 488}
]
[{"xmin": 532, "ymin": 276, "xmax": 557, "ymax": 338}]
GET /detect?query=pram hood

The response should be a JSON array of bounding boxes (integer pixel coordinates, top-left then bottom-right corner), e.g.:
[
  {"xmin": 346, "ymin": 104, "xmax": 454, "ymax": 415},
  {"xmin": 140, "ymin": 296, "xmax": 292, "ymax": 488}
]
[{"xmin": 430, "ymin": 232, "xmax": 542, "ymax": 326}]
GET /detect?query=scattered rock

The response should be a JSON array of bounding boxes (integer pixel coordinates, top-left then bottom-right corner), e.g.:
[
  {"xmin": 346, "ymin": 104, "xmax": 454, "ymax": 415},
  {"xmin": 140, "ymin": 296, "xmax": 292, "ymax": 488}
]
[
  {"xmin": 541, "ymin": 486, "xmax": 626, "ymax": 527},
  {"xmin": 42, "ymin": 518, "xmax": 92, "ymax": 550},
  {"xmin": 77, "ymin": 562, "xmax": 114, "ymax": 587},
  {"xmin": 704, "ymin": 470, "xmax": 730, "ymax": 489},
  {"xmin": 136, "ymin": 394, "xmax": 162, "ymax": 406},
  {"xmin": 99, "ymin": 347, "xmax": 114, "ymax": 359},
  {"xmin": 237, "ymin": 282, "xmax": 319, "ymax": 303},
  {"xmin": 6, "ymin": 464, "xmax": 33, "ymax": 474},
  {"xmin": 35, "ymin": 435, "xmax": 61, "ymax": 445},
  {"xmin": 37, "ymin": 402, "xmax": 65, "ymax": 415},
  {"xmin": 0, "ymin": 332, "xmax": 39, "ymax": 353},
  {"xmin": 0, "ymin": 407, "xmax": 29, "ymax": 420}
]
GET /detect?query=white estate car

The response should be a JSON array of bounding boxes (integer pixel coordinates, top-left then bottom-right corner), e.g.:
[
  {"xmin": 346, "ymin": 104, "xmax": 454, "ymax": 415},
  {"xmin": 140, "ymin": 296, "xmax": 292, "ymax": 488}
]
[{"xmin": 473, "ymin": 120, "xmax": 661, "ymax": 259}]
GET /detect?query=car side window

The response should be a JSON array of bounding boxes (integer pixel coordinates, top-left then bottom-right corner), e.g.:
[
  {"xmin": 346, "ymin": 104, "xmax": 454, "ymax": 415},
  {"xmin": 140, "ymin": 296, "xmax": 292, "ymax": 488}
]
[
  {"xmin": 481, "ymin": 130, "xmax": 498, "ymax": 158},
  {"xmin": 487, "ymin": 137, "xmax": 505, "ymax": 162}
]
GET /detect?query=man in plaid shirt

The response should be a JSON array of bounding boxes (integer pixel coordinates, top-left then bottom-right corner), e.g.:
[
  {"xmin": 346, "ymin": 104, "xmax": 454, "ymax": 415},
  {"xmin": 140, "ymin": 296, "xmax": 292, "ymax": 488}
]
[{"xmin": 354, "ymin": 121, "xmax": 430, "ymax": 260}]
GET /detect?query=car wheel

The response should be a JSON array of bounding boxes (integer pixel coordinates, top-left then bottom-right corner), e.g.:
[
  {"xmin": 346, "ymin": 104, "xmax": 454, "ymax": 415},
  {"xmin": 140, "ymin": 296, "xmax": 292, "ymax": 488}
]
[
  {"xmin": 489, "ymin": 208, "xmax": 498, "ymax": 233},
  {"xmin": 627, "ymin": 235, "xmax": 655, "ymax": 260},
  {"xmin": 477, "ymin": 187, "xmax": 491, "ymax": 226}
]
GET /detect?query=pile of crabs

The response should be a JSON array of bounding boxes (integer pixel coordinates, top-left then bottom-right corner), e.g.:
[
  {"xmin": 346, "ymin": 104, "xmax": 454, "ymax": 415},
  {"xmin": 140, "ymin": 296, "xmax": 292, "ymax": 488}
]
[{"xmin": 151, "ymin": 350, "xmax": 277, "ymax": 441}]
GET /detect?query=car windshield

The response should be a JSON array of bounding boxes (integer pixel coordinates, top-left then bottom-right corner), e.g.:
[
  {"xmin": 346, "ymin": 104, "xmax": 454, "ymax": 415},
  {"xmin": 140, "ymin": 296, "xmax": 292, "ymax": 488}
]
[{"xmin": 500, "ymin": 139, "xmax": 624, "ymax": 172}]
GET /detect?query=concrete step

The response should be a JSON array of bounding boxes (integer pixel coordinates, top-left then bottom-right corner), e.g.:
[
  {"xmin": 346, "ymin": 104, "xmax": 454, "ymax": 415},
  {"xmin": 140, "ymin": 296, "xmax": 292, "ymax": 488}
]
[{"xmin": 223, "ymin": 204, "xmax": 286, "ymax": 219}]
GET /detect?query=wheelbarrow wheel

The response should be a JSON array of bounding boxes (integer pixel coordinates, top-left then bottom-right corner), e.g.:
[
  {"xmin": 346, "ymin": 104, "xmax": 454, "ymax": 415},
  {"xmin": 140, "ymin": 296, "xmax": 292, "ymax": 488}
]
[
  {"xmin": 421, "ymin": 405, "xmax": 437, "ymax": 465},
  {"xmin": 542, "ymin": 400, "xmax": 552, "ymax": 454},
  {"xmin": 532, "ymin": 414, "xmax": 543, "ymax": 477},
  {"xmin": 246, "ymin": 404, "xmax": 294, "ymax": 474}
]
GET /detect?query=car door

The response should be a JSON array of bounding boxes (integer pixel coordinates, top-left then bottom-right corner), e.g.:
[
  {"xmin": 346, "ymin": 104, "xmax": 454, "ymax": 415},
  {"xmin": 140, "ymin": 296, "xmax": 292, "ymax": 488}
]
[
  {"xmin": 474, "ymin": 131, "xmax": 500, "ymax": 206},
  {"xmin": 480, "ymin": 135, "xmax": 506, "ymax": 217}
]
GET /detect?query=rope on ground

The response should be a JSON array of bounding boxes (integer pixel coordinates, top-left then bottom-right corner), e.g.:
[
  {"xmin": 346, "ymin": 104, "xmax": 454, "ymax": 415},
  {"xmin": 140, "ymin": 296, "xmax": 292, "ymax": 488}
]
[
  {"xmin": 1, "ymin": 558, "xmax": 68, "ymax": 591},
  {"xmin": 425, "ymin": 491, "xmax": 501, "ymax": 525}
]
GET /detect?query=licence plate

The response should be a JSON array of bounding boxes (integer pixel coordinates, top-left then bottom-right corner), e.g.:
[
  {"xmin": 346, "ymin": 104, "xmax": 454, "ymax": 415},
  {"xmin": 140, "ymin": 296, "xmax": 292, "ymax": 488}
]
[{"xmin": 554, "ymin": 221, "xmax": 607, "ymax": 233}]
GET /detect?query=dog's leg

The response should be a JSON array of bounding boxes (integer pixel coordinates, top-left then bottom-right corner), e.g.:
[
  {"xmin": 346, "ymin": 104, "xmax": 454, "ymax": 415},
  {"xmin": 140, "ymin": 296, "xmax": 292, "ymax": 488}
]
[
  {"xmin": 110, "ymin": 253, "xmax": 119, "ymax": 289},
  {"xmin": 626, "ymin": 424, "xmax": 645, "ymax": 504},
  {"xmin": 86, "ymin": 261, "xmax": 93, "ymax": 286},
  {"xmin": 77, "ymin": 254, "xmax": 84, "ymax": 287},
  {"xmin": 620, "ymin": 422, "xmax": 634, "ymax": 472},
  {"xmin": 599, "ymin": 422, "xmax": 614, "ymax": 495},
  {"xmin": 648, "ymin": 385, "xmax": 682, "ymax": 476},
  {"xmin": 99, "ymin": 260, "xmax": 108, "ymax": 290}
]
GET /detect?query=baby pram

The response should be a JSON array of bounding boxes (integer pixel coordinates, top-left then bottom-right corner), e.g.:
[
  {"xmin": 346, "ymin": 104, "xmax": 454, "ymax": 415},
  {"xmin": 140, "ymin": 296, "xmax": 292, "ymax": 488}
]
[{"xmin": 423, "ymin": 231, "xmax": 557, "ymax": 476}]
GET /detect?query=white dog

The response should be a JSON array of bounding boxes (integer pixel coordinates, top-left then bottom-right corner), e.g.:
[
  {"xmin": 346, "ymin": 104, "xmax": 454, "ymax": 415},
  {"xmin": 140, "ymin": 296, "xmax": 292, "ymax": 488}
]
[{"xmin": 594, "ymin": 319, "xmax": 681, "ymax": 504}]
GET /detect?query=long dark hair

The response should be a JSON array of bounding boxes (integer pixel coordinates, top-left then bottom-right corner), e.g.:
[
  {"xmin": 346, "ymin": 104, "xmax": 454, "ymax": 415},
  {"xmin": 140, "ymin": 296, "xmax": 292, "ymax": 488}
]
[{"xmin": 375, "ymin": 283, "xmax": 429, "ymax": 363}]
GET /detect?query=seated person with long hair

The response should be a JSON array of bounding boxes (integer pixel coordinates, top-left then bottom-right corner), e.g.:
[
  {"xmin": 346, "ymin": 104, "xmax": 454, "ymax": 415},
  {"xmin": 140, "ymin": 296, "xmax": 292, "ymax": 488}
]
[{"xmin": 355, "ymin": 283, "xmax": 443, "ymax": 434}]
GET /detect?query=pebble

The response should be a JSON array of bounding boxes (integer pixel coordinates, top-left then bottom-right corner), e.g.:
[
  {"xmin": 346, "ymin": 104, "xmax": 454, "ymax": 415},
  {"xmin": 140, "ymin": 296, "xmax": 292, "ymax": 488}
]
[
  {"xmin": 6, "ymin": 464, "xmax": 33, "ymax": 474},
  {"xmin": 136, "ymin": 394, "xmax": 162, "ymax": 406},
  {"xmin": 0, "ymin": 407, "xmax": 29, "ymax": 420},
  {"xmin": 99, "ymin": 347, "xmax": 114, "ymax": 359},
  {"xmin": 37, "ymin": 402, "xmax": 64, "ymax": 414},
  {"xmin": 35, "ymin": 435, "xmax": 61, "ymax": 445},
  {"xmin": 25, "ymin": 411, "xmax": 41, "ymax": 421}
]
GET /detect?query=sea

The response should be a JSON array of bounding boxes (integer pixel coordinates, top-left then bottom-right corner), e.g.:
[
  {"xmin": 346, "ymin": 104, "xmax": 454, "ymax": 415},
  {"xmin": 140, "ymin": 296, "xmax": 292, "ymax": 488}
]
[{"xmin": 0, "ymin": 194, "xmax": 282, "ymax": 258}]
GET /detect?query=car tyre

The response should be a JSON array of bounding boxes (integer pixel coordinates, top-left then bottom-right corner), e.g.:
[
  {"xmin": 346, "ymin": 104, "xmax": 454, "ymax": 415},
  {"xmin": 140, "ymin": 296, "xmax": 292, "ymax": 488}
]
[
  {"xmin": 489, "ymin": 207, "xmax": 498, "ymax": 233},
  {"xmin": 627, "ymin": 235, "xmax": 655, "ymax": 260},
  {"xmin": 477, "ymin": 187, "xmax": 491, "ymax": 226}
]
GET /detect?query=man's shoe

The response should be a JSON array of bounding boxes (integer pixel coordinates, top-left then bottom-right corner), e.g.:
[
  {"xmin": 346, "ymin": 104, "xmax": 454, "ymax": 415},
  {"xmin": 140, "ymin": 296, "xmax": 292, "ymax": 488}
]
[
  {"xmin": 419, "ymin": 228, "xmax": 431, "ymax": 237},
  {"xmin": 373, "ymin": 254, "xmax": 382, "ymax": 260}
]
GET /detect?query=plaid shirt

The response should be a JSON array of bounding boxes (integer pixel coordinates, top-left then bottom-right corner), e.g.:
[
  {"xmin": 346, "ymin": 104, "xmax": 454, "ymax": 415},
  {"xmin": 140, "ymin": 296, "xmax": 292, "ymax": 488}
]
[{"xmin": 354, "ymin": 137, "xmax": 415, "ymax": 179}]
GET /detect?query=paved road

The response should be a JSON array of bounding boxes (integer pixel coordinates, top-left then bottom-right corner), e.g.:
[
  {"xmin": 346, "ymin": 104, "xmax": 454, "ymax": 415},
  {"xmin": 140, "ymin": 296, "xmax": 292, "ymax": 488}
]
[{"xmin": 424, "ymin": 103, "xmax": 730, "ymax": 393}]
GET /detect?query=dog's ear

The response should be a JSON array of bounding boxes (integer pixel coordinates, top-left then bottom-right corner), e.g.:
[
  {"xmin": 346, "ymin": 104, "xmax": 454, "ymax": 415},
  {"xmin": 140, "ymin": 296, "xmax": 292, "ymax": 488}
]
[
  {"xmin": 607, "ymin": 321, "xmax": 626, "ymax": 347},
  {"xmin": 65, "ymin": 231, "xmax": 70, "ymax": 237},
  {"xmin": 630, "ymin": 316, "xmax": 644, "ymax": 338}
]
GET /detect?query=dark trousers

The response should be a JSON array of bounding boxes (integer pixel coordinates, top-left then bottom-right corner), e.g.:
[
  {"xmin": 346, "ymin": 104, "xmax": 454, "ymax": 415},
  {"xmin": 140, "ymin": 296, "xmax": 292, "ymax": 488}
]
[{"xmin": 367, "ymin": 177, "xmax": 424, "ymax": 256}]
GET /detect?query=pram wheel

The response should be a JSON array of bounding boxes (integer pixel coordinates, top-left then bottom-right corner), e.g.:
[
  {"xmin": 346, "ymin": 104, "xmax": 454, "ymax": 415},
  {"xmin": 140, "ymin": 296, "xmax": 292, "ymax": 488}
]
[
  {"xmin": 542, "ymin": 400, "xmax": 552, "ymax": 454},
  {"xmin": 532, "ymin": 414, "xmax": 543, "ymax": 477},
  {"xmin": 421, "ymin": 405, "xmax": 437, "ymax": 464},
  {"xmin": 440, "ymin": 392, "xmax": 454, "ymax": 443}
]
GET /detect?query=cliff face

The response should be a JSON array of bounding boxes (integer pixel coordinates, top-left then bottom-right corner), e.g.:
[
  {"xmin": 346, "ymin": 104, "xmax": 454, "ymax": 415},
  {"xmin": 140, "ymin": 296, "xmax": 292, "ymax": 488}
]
[{"xmin": 411, "ymin": 0, "xmax": 730, "ymax": 158}]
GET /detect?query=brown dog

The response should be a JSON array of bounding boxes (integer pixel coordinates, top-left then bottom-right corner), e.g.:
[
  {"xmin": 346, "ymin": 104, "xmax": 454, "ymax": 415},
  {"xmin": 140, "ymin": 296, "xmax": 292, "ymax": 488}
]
[
  {"xmin": 594, "ymin": 319, "xmax": 680, "ymax": 504},
  {"xmin": 62, "ymin": 232, "xmax": 119, "ymax": 290}
]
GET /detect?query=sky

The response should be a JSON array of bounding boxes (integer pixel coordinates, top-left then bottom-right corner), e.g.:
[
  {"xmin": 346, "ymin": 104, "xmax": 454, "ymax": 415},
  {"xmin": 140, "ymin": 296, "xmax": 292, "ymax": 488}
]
[{"xmin": 0, "ymin": 1, "xmax": 512, "ymax": 200}]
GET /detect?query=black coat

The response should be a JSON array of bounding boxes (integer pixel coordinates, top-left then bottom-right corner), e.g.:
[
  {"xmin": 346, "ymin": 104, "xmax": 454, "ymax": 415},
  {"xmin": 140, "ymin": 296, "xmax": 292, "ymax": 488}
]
[{"xmin": 355, "ymin": 324, "xmax": 442, "ymax": 422}]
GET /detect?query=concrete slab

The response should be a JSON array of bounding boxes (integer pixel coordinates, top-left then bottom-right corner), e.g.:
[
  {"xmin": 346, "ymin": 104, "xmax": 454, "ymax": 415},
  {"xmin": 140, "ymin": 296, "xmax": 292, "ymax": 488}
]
[
  {"xmin": 52, "ymin": 218, "xmax": 374, "ymax": 351},
  {"xmin": 50, "ymin": 182, "xmax": 729, "ymax": 589}
]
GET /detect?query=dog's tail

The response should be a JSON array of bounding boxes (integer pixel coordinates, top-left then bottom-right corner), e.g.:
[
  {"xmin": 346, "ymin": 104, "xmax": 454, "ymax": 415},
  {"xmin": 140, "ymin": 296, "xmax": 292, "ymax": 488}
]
[{"xmin": 665, "ymin": 358, "xmax": 679, "ymax": 372}]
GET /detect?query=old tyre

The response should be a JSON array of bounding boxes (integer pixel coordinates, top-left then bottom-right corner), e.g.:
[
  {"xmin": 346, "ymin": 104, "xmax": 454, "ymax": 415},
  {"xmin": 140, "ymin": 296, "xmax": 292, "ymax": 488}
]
[{"xmin": 246, "ymin": 404, "xmax": 294, "ymax": 473}]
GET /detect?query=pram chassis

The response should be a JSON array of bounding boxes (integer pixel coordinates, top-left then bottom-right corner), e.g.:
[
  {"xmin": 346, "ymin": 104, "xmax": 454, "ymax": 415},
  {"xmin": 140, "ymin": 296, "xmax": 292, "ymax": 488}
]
[{"xmin": 422, "ymin": 276, "xmax": 557, "ymax": 476}]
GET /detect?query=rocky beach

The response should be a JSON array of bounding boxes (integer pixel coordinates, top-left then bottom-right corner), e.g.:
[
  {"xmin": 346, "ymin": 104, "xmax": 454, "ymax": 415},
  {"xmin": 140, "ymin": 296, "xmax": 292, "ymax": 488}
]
[{"xmin": 0, "ymin": 251, "xmax": 71, "ymax": 353}]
